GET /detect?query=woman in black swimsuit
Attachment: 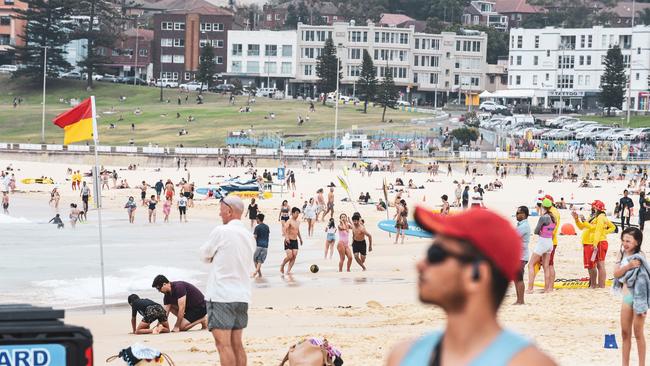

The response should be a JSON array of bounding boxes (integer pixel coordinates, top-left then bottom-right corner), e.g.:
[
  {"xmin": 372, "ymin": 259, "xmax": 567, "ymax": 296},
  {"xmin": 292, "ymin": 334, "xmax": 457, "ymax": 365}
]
[
  {"xmin": 147, "ymin": 195, "xmax": 157, "ymax": 223},
  {"xmin": 279, "ymin": 200, "xmax": 290, "ymax": 223},
  {"xmin": 246, "ymin": 198, "xmax": 259, "ymax": 229}
]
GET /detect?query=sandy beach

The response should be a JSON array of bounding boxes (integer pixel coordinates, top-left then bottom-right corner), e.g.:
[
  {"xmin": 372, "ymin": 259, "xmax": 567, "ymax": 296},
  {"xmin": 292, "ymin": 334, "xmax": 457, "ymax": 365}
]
[{"xmin": 2, "ymin": 156, "xmax": 648, "ymax": 365}]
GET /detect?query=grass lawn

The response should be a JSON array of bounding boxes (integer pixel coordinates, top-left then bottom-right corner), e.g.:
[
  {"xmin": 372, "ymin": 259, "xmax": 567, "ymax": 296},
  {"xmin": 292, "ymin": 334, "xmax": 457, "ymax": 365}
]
[
  {"xmin": 0, "ymin": 76, "xmax": 427, "ymax": 146},
  {"xmin": 589, "ymin": 115, "xmax": 650, "ymax": 128}
]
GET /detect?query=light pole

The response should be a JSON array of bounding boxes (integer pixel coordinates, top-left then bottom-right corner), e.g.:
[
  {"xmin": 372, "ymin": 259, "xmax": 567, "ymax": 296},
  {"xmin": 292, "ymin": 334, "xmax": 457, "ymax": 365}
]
[
  {"xmin": 333, "ymin": 43, "xmax": 344, "ymax": 153},
  {"xmin": 41, "ymin": 46, "xmax": 48, "ymax": 144},
  {"xmin": 159, "ymin": 36, "xmax": 164, "ymax": 102},
  {"xmin": 626, "ymin": 0, "xmax": 636, "ymax": 125},
  {"xmin": 558, "ymin": 42, "xmax": 567, "ymax": 116},
  {"xmin": 133, "ymin": 16, "xmax": 140, "ymax": 86}
]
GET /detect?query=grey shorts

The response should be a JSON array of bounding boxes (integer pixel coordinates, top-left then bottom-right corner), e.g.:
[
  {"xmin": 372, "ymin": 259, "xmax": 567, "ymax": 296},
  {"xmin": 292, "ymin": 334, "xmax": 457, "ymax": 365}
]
[
  {"xmin": 207, "ymin": 301, "xmax": 248, "ymax": 330},
  {"xmin": 254, "ymin": 247, "xmax": 268, "ymax": 263}
]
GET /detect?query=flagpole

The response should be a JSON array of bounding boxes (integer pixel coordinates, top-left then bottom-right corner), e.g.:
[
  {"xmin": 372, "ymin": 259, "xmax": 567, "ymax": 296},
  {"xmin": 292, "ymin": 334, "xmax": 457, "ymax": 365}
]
[{"xmin": 91, "ymin": 95, "xmax": 107, "ymax": 314}]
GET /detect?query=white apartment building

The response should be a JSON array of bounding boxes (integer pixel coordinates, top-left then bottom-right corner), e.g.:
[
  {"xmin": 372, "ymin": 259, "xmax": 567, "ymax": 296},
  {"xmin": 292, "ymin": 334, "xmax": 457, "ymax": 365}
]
[
  {"xmin": 508, "ymin": 26, "xmax": 650, "ymax": 111},
  {"xmin": 226, "ymin": 30, "xmax": 297, "ymax": 96},
  {"xmin": 293, "ymin": 21, "xmax": 487, "ymax": 106}
]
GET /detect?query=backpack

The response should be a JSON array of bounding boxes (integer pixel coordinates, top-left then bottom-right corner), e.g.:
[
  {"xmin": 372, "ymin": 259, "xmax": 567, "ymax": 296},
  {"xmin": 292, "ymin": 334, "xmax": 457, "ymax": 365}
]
[{"xmin": 106, "ymin": 344, "xmax": 175, "ymax": 366}]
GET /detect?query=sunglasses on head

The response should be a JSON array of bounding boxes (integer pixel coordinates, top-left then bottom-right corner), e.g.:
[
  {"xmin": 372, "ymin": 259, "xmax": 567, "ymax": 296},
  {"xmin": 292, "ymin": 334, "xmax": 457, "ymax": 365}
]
[
  {"xmin": 426, "ymin": 244, "xmax": 477, "ymax": 265},
  {"xmin": 220, "ymin": 198, "xmax": 231, "ymax": 209}
]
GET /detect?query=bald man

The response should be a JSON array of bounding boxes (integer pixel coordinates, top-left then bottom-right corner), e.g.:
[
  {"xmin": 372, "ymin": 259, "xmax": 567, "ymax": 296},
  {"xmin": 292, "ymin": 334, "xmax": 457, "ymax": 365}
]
[{"xmin": 200, "ymin": 196, "xmax": 256, "ymax": 366}]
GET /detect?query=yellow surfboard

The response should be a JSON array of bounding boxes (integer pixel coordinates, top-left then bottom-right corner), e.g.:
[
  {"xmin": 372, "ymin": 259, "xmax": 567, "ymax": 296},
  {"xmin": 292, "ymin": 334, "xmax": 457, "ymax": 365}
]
[
  {"xmin": 20, "ymin": 178, "xmax": 54, "ymax": 184},
  {"xmin": 229, "ymin": 191, "xmax": 273, "ymax": 199},
  {"xmin": 534, "ymin": 279, "xmax": 613, "ymax": 289}
]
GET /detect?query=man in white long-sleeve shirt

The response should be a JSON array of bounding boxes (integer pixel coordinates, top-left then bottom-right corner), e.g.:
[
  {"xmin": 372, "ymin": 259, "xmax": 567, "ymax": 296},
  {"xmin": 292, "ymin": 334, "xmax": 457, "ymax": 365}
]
[{"xmin": 199, "ymin": 195, "xmax": 255, "ymax": 366}]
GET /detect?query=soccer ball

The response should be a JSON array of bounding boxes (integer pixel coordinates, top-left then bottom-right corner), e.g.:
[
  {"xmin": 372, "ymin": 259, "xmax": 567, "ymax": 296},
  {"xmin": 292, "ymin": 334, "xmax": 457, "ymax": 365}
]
[{"xmin": 310, "ymin": 264, "xmax": 319, "ymax": 273}]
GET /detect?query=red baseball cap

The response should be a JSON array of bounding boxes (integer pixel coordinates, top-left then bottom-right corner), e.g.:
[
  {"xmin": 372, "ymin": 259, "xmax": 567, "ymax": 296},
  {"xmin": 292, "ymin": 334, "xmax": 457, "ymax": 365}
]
[
  {"xmin": 544, "ymin": 194, "xmax": 554, "ymax": 203},
  {"xmin": 414, "ymin": 206, "xmax": 522, "ymax": 281},
  {"xmin": 591, "ymin": 200, "xmax": 605, "ymax": 211}
]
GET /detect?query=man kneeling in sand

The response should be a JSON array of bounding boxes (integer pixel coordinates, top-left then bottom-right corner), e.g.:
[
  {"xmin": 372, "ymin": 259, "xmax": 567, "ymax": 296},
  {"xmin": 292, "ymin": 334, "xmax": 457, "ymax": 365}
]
[
  {"xmin": 152, "ymin": 275, "xmax": 207, "ymax": 332},
  {"xmin": 128, "ymin": 294, "xmax": 170, "ymax": 334}
]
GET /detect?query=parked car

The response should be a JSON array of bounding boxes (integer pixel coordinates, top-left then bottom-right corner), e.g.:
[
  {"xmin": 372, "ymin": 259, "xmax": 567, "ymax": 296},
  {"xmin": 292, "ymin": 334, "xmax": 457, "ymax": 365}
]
[
  {"xmin": 100, "ymin": 74, "xmax": 119, "ymax": 83},
  {"xmin": 256, "ymin": 87, "xmax": 278, "ymax": 97},
  {"xmin": 119, "ymin": 76, "xmax": 148, "ymax": 85},
  {"xmin": 396, "ymin": 100, "xmax": 410, "ymax": 107},
  {"xmin": 479, "ymin": 101, "xmax": 507, "ymax": 112},
  {"xmin": 155, "ymin": 79, "xmax": 179, "ymax": 88},
  {"xmin": 562, "ymin": 121, "xmax": 598, "ymax": 131},
  {"xmin": 61, "ymin": 71, "xmax": 82, "ymax": 79},
  {"xmin": 597, "ymin": 128, "xmax": 625, "ymax": 140},
  {"xmin": 603, "ymin": 107, "xmax": 623, "ymax": 116},
  {"xmin": 575, "ymin": 126, "xmax": 611, "ymax": 140},
  {"xmin": 179, "ymin": 81, "xmax": 208, "ymax": 91},
  {"xmin": 209, "ymin": 83, "xmax": 236, "ymax": 93},
  {"xmin": 82, "ymin": 73, "xmax": 103, "ymax": 81},
  {"xmin": 545, "ymin": 116, "xmax": 579, "ymax": 128},
  {"xmin": 0, "ymin": 64, "xmax": 18, "ymax": 74}
]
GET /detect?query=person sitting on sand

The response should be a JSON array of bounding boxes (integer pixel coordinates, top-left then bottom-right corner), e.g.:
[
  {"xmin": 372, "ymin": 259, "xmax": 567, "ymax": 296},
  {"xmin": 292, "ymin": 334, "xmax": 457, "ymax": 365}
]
[
  {"xmin": 408, "ymin": 179, "xmax": 417, "ymax": 189},
  {"xmin": 151, "ymin": 275, "xmax": 207, "ymax": 332},
  {"xmin": 376, "ymin": 198, "xmax": 387, "ymax": 211},
  {"xmin": 128, "ymin": 294, "xmax": 170, "ymax": 335}
]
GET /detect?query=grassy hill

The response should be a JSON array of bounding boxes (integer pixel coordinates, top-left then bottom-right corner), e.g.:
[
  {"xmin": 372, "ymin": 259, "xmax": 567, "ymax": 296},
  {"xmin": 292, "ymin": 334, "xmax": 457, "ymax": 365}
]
[{"xmin": 0, "ymin": 76, "xmax": 425, "ymax": 146}]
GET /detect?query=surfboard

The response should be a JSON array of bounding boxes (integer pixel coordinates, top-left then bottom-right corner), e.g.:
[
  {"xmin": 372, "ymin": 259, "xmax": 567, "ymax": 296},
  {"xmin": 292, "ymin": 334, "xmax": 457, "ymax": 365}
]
[
  {"xmin": 195, "ymin": 187, "xmax": 220, "ymax": 195},
  {"xmin": 534, "ymin": 278, "xmax": 613, "ymax": 289},
  {"xmin": 229, "ymin": 191, "xmax": 273, "ymax": 199},
  {"xmin": 377, "ymin": 220, "xmax": 432, "ymax": 238},
  {"xmin": 20, "ymin": 178, "xmax": 54, "ymax": 184}
]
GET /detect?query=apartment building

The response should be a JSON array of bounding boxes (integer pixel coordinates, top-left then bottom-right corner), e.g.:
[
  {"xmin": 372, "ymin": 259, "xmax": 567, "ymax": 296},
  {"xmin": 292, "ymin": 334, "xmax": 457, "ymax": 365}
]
[
  {"xmin": 0, "ymin": 0, "xmax": 27, "ymax": 64},
  {"xmin": 98, "ymin": 28, "xmax": 154, "ymax": 80},
  {"xmin": 463, "ymin": 1, "xmax": 509, "ymax": 31},
  {"xmin": 508, "ymin": 26, "xmax": 650, "ymax": 111},
  {"xmin": 226, "ymin": 30, "xmax": 297, "ymax": 95},
  {"xmin": 293, "ymin": 21, "xmax": 487, "ymax": 106},
  {"xmin": 152, "ymin": 1, "xmax": 235, "ymax": 82},
  {"xmin": 261, "ymin": 1, "xmax": 343, "ymax": 30}
]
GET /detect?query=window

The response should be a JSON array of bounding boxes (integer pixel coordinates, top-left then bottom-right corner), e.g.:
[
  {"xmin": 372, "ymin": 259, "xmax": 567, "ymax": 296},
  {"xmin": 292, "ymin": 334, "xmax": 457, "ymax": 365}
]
[
  {"xmin": 533, "ymin": 75, "xmax": 538, "ymax": 85},
  {"xmin": 232, "ymin": 44, "xmax": 242, "ymax": 56},
  {"xmin": 265, "ymin": 44, "xmax": 277, "ymax": 56},
  {"xmin": 516, "ymin": 75, "xmax": 521, "ymax": 85},
  {"xmin": 636, "ymin": 73, "xmax": 640, "ymax": 81},
  {"xmin": 585, "ymin": 75, "xmax": 590, "ymax": 85},
  {"xmin": 231, "ymin": 61, "xmax": 241, "ymax": 72},
  {"xmin": 282, "ymin": 45, "xmax": 292, "ymax": 57},
  {"xmin": 173, "ymin": 22, "xmax": 185, "ymax": 30},
  {"xmin": 456, "ymin": 40, "xmax": 460, "ymax": 51},
  {"xmin": 281, "ymin": 62, "xmax": 292, "ymax": 75},
  {"xmin": 214, "ymin": 24, "xmax": 224, "ymax": 31},
  {"xmin": 161, "ymin": 21, "xmax": 172, "ymax": 30},
  {"xmin": 429, "ymin": 73, "xmax": 438, "ymax": 85},
  {"xmin": 578, "ymin": 75, "xmax": 583, "ymax": 85},
  {"xmin": 517, "ymin": 36, "xmax": 522, "ymax": 48},
  {"xmin": 557, "ymin": 74, "xmax": 574, "ymax": 89},
  {"xmin": 623, "ymin": 55, "xmax": 630, "ymax": 67},
  {"xmin": 586, "ymin": 55, "xmax": 591, "ymax": 65},
  {"xmin": 247, "ymin": 44, "xmax": 259, "ymax": 56},
  {"xmin": 216, "ymin": 56, "xmax": 223, "ymax": 64},
  {"xmin": 304, "ymin": 64, "xmax": 313, "ymax": 76},
  {"xmin": 347, "ymin": 65, "xmax": 361, "ymax": 77},
  {"xmin": 587, "ymin": 35, "xmax": 592, "ymax": 48},
  {"xmin": 160, "ymin": 54, "xmax": 172, "ymax": 63},
  {"xmin": 579, "ymin": 55, "xmax": 584, "ymax": 66},
  {"xmin": 545, "ymin": 73, "xmax": 549, "ymax": 81},
  {"xmin": 264, "ymin": 61, "xmax": 276, "ymax": 74},
  {"xmin": 414, "ymin": 55, "xmax": 418, "ymax": 66},
  {"xmin": 161, "ymin": 72, "xmax": 178, "ymax": 80},
  {"xmin": 4, "ymin": 0, "xmax": 14, "ymax": 4},
  {"xmin": 399, "ymin": 33, "xmax": 408, "ymax": 44},
  {"xmin": 161, "ymin": 38, "xmax": 173, "ymax": 47},
  {"xmin": 0, "ymin": 16, "xmax": 10, "ymax": 26},
  {"xmin": 638, "ymin": 47, "xmax": 642, "ymax": 55},
  {"xmin": 200, "ymin": 23, "xmax": 212, "ymax": 32},
  {"xmin": 516, "ymin": 56, "xmax": 521, "ymax": 65},
  {"xmin": 173, "ymin": 38, "xmax": 184, "ymax": 47},
  {"xmin": 546, "ymin": 50, "xmax": 550, "ymax": 57},
  {"xmin": 349, "ymin": 31, "xmax": 363, "ymax": 42},
  {"xmin": 558, "ymin": 55, "xmax": 574, "ymax": 69},
  {"xmin": 510, "ymin": 56, "xmax": 513, "ymax": 65},
  {"xmin": 415, "ymin": 38, "xmax": 419, "ymax": 49},
  {"xmin": 214, "ymin": 40, "xmax": 224, "ymax": 48},
  {"xmin": 96, "ymin": 47, "xmax": 105, "ymax": 56},
  {"xmin": 470, "ymin": 77, "xmax": 479, "ymax": 86},
  {"xmin": 413, "ymin": 72, "xmax": 418, "ymax": 83},
  {"xmin": 275, "ymin": 14, "xmax": 281, "ymax": 20},
  {"xmin": 266, "ymin": 14, "xmax": 271, "ymax": 21},
  {"xmin": 580, "ymin": 35, "xmax": 585, "ymax": 48},
  {"xmin": 455, "ymin": 74, "xmax": 460, "ymax": 85},
  {"xmin": 139, "ymin": 48, "xmax": 148, "ymax": 57},
  {"xmin": 348, "ymin": 48, "xmax": 361, "ymax": 59},
  {"xmin": 112, "ymin": 49, "xmax": 120, "ymax": 56},
  {"xmin": 184, "ymin": 72, "xmax": 191, "ymax": 81},
  {"xmin": 534, "ymin": 36, "xmax": 539, "ymax": 49},
  {"xmin": 510, "ymin": 35, "xmax": 514, "ymax": 48},
  {"xmin": 472, "ymin": 41, "xmax": 480, "ymax": 52},
  {"xmin": 247, "ymin": 61, "xmax": 259, "ymax": 73},
  {"xmin": 509, "ymin": 75, "xmax": 512, "ymax": 85},
  {"xmin": 173, "ymin": 55, "xmax": 184, "ymax": 63},
  {"xmin": 533, "ymin": 56, "xmax": 538, "ymax": 66}
]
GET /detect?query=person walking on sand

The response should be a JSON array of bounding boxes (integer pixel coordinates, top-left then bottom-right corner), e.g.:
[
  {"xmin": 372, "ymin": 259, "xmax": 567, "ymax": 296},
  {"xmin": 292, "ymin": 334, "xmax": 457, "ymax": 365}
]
[
  {"xmin": 337, "ymin": 213, "xmax": 353, "ymax": 272},
  {"xmin": 620, "ymin": 189, "xmax": 634, "ymax": 231},
  {"xmin": 154, "ymin": 179, "xmax": 164, "ymax": 202},
  {"xmin": 80, "ymin": 181, "xmax": 90, "ymax": 214},
  {"xmin": 101, "ymin": 171, "xmax": 109, "ymax": 190},
  {"xmin": 127, "ymin": 294, "xmax": 170, "ymax": 335},
  {"xmin": 178, "ymin": 193, "xmax": 188, "ymax": 222},
  {"xmin": 387, "ymin": 208, "xmax": 556, "ymax": 366},
  {"xmin": 165, "ymin": 179, "xmax": 175, "ymax": 201},
  {"xmin": 50, "ymin": 188, "xmax": 60, "ymax": 210},
  {"xmin": 163, "ymin": 198, "xmax": 171, "ymax": 223},
  {"xmin": 573, "ymin": 200, "xmax": 615, "ymax": 288},
  {"xmin": 245, "ymin": 198, "xmax": 258, "ymax": 229},
  {"xmin": 140, "ymin": 181, "xmax": 149, "ymax": 206},
  {"xmin": 252, "ymin": 213, "xmax": 270, "ymax": 278},
  {"xmin": 324, "ymin": 218, "xmax": 337, "ymax": 259},
  {"xmin": 125, "ymin": 196, "xmax": 137, "ymax": 223},
  {"xmin": 514, "ymin": 206, "xmax": 531, "ymax": 304},
  {"xmin": 278, "ymin": 200, "xmax": 290, "ymax": 224},
  {"xmin": 394, "ymin": 199, "xmax": 408, "ymax": 244},
  {"xmin": 69, "ymin": 203, "xmax": 80, "ymax": 229},
  {"xmin": 526, "ymin": 198, "xmax": 555, "ymax": 294},
  {"xmin": 440, "ymin": 195, "xmax": 450, "ymax": 215},
  {"xmin": 2, "ymin": 192, "xmax": 8, "ymax": 214},
  {"xmin": 351, "ymin": 213, "xmax": 372, "ymax": 271},
  {"xmin": 322, "ymin": 187, "xmax": 335, "ymax": 220},
  {"xmin": 280, "ymin": 207, "xmax": 303, "ymax": 274},
  {"xmin": 199, "ymin": 195, "xmax": 255, "ymax": 366},
  {"xmin": 614, "ymin": 227, "xmax": 648, "ymax": 366},
  {"xmin": 147, "ymin": 195, "xmax": 157, "ymax": 223},
  {"xmin": 304, "ymin": 198, "xmax": 317, "ymax": 237},
  {"xmin": 152, "ymin": 275, "xmax": 208, "ymax": 332}
]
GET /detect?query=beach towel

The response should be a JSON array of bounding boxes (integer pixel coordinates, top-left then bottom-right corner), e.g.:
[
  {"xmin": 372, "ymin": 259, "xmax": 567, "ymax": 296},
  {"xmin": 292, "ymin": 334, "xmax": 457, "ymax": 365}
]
[
  {"xmin": 279, "ymin": 337, "xmax": 343, "ymax": 366},
  {"xmin": 618, "ymin": 254, "xmax": 650, "ymax": 314},
  {"xmin": 106, "ymin": 343, "xmax": 175, "ymax": 366}
]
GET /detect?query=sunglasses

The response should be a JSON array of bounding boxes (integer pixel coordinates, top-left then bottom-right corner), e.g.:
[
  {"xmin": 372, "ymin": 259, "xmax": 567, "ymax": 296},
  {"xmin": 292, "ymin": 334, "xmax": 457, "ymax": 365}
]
[
  {"xmin": 220, "ymin": 198, "xmax": 231, "ymax": 210},
  {"xmin": 426, "ymin": 244, "xmax": 476, "ymax": 265}
]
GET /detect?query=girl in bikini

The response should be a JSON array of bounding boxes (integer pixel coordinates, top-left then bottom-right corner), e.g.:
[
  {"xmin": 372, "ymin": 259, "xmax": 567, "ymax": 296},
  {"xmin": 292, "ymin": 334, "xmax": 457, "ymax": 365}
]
[
  {"xmin": 337, "ymin": 213, "xmax": 353, "ymax": 272},
  {"xmin": 324, "ymin": 218, "xmax": 337, "ymax": 259}
]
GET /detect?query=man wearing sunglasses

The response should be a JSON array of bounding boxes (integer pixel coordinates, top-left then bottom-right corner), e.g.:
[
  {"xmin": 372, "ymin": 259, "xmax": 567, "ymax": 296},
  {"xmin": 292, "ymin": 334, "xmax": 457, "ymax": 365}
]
[{"xmin": 387, "ymin": 208, "xmax": 555, "ymax": 366}]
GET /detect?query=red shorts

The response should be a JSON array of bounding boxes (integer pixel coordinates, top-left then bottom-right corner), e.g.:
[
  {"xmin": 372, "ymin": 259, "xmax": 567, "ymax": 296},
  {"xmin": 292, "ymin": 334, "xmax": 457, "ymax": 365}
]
[
  {"xmin": 549, "ymin": 245, "xmax": 557, "ymax": 266},
  {"xmin": 583, "ymin": 241, "xmax": 608, "ymax": 269},
  {"xmin": 165, "ymin": 191, "xmax": 173, "ymax": 199}
]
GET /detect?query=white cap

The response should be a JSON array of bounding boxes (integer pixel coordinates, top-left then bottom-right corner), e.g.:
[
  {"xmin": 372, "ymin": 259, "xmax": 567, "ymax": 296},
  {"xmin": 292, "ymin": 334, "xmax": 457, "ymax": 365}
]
[{"xmin": 221, "ymin": 195, "xmax": 245, "ymax": 212}]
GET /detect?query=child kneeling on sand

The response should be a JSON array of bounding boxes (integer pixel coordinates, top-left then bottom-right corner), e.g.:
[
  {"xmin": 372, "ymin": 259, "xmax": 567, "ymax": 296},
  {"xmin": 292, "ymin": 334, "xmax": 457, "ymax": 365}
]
[{"xmin": 128, "ymin": 294, "xmax": 170, "ymax": 334}]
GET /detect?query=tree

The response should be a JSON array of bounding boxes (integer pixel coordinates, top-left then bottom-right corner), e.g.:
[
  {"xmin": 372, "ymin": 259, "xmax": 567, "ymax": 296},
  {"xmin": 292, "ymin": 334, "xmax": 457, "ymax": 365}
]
[
  {"xmin": 639, "ymin": 8, "xmax": 650, "ymax": 26},
  {"xmin": 451, "ymin": 127, "xmax": 479, "ymax": 145},
  {"xmin": 296, "ymin": 1, "xmax": 310, "ymax": 24},
  {"xmin": 14, "ymin": 0, "xmax": 76, "ymax": 81},
  {"xmin": 377, "ymin": 67, "xmax": 399, "ymax": 122},
  {"xmin": 357, "ymin": 50, "xmax": 377, "ymax": 113},
  {"xmin": 285, "ymin": 4, "xmax": 299, "ymax": 29},
  {"xmin": 315, "ymin": 38, "xmax": 340, "ymax": 105},
  {"xmin": 73, "ymin": 0, "xmax": 121, "ymax": 89},
  {"xmin": 232, "ymin": 78, "xmax": 243, "ymax": 95},
  {"xmin": 599, "ymin": 45, "xmax": 626, "ymax": 117},
  {"xmin": 196, "ymin": 45, "xmax": 216, "ymax": 92}
]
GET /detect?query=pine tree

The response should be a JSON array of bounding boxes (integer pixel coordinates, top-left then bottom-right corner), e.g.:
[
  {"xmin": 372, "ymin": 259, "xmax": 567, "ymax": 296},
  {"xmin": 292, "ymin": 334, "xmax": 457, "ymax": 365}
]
[
  {"xmin": 285, "ymin": 4, "xmax": 299, "ymax": 29},
  {"xmin": 599, "ymin": 45, "xmax": 626, "ymax": 116},
  {"xmin": 357, "ymin": 50, "xmax": 377, "ymax": 113},
  {"xmin": 14, "ymin": 0, "xmax": 76, "ymax": 81},
  {"xmin": 378, "ymin": 67, "xmax": 399, "ymax": 122},
  {"xmin": 73, "ymin": 0, "xmax": 121, "ymax": 89},
  {"xmin": 196, "ymin": 45, "xmax": 216, "ymax": 92},
  {"xmin": 315, "ymin": 38, "xmax": 340, "ymax": 105}
]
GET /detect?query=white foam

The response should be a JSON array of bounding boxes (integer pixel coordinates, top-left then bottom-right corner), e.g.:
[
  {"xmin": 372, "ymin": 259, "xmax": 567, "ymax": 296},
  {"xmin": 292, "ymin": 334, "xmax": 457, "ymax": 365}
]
[{"xmin": 0, "ymin": 214, "xmax": 31, "ymax": 224}]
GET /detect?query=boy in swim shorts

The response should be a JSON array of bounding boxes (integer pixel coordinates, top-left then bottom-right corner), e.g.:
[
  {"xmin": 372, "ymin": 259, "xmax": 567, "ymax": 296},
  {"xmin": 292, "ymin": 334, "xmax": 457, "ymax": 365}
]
[
  {"xmin": 281, "ymin": 207, "xmax": 303, "ymax": 274},
  {"xmin": 128, "ymin": 294, "xmax": 170, "ymax": 334},
  {"xmin": 351, "ymin": 213, "xmax": 372, "ymax": 271}
]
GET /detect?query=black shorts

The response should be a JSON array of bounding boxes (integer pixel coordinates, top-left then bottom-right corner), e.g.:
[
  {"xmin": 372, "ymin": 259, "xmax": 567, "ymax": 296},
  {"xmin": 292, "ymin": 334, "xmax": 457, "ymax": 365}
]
[
  {"xmin": 184, "ymin": 304, "xmax": 207, "ymax": 323},
  {"xmin": 183, "ymin": 192, "xmax": 191, "ymax": 198},
  {"xmin": 280, "ymin": 216, "xmax": 289, "ymax": 222},
  {"xmin": 352, "ymin": 240, "xmax": 367, "ymax": 256},
  {"xmin": 82, "ymin": 195, "xmax": 89, "ymax": 203},
  {"xmin": 142, "ymin": 304, "xmax": 168, "ymax": 324},
  {"xmin": 179, "ymin": 206, "xmax": 187, "ymax": 214},
  {"xmin": 141, "ymin": 191, "xmax": 146, "ymax": 199},
  {"xmin": 285, "ymin": 239, "xmax": 299, "ymax": 250}
]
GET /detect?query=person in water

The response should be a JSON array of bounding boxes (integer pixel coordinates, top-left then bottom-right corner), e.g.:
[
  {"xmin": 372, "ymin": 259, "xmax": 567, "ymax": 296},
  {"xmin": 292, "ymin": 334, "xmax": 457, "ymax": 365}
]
[{"xmin": 387, "ymin": 208, "xmax": 556, "ymax": 366}]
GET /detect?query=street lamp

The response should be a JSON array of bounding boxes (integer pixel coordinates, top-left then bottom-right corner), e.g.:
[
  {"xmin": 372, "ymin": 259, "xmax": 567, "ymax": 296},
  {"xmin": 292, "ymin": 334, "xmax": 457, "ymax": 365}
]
[
  {"xmin": 41, "ymin": 45, "xmax": 48, "ymax": 144},
  {"xmin": 133, "ymin": 15, "xmax": 140, "ymax": 86}
]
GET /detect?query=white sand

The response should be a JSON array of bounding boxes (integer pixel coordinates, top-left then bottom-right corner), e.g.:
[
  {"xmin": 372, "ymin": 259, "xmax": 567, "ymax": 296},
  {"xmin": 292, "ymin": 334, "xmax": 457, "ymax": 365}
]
[{"xmin": 2, "ymin": 157, "xmax": 647, "ymax": 365}]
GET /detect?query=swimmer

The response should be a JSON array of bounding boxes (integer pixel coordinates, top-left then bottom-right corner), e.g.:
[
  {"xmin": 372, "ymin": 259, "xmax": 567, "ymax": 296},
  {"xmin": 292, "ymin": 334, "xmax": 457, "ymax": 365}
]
[
  {"xmin": 2, "ymin": 192, "xmax": 8, "ymax": 214},
  {"xmin": 147, "ymin": 195, "xmax": 157, "ymax": 223},
  {"xmin": 162, "ymin": 198, "xmax": 171, "ymax": 223},
  {"xmin": 69, "ymin": 203, "xmax": 80, "ymax": 229},
  {"xmin": 351, "ymin": 213, "xmax": 372, "ymax": 271},
  {"xmin": 49, "ymin": 214, "xmax": 65, "ymax": 229},
  {"xmin": 280, "ymin": 207, "xmax": 303, "ymax": 274},
  {"xmin": 125, "ymin": 196, "xmax": 137, "ymax": 224},
  {"xmin": 324, "ymin": 218, "xmax": 337, "ymax": 259},
  {"xmin": 337, "ymin": 213, "xmax": 353, "ymax": 272}
]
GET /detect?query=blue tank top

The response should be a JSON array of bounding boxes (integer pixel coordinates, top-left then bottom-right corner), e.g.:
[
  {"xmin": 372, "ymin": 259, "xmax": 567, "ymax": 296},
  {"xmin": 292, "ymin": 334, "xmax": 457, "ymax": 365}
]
[{"xmin": 400, "ymin": 329, "xmax": 530, "ymax": 366}]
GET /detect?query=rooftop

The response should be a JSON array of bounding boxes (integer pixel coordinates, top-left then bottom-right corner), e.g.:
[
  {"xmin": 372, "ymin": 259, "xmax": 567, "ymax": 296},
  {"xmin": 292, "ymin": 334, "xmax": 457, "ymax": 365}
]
[
  {"xmin": 378, "ymin": 13, "xmax": 415, "ymax": 26},
  {"xmin": 494, "ymin": 0, "xmax": 543, "ymax": 14},
  {"xmin": 143, "ymin": 0, "xmax": 234, "ymax": 15}
]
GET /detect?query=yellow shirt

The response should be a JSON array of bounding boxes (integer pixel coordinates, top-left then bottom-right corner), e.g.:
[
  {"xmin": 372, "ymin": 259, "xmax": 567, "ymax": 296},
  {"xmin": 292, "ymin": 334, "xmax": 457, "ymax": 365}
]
[
  {"xmin": 549, "ymin": 206, "xmax": 560, "ymax": 246},
  {"xmin": 574, "ymin": 213, "xmax": 615, "ymax": 246}
]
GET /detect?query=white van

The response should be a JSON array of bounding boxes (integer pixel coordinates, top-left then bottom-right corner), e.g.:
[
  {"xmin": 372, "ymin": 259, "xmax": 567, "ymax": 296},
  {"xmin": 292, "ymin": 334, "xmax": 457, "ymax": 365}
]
[
  {"xmin": 498, "ymin": 115, "xmax": 535, "ymax": 130},
  {"xmin": 0, "ymin": 65, "xmax": 18, "ymax": 74}
]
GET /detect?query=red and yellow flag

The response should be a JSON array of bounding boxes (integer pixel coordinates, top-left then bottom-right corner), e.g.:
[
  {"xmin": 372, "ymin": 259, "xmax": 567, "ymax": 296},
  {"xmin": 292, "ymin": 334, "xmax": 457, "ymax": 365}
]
[{"xmin": 52, "ymin": 97, "xmax": 96, "ymax": 145}]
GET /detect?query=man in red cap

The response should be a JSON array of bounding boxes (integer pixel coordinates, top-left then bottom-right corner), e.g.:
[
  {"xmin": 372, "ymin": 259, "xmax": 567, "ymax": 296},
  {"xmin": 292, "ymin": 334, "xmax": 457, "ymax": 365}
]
[
  {"xmin": 572, "ymin": 200, "xmax": 615, "ymax": 288},
  {"xmin": 387, "ymin": 207, "xmax": 556, "ymax": 366}
]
